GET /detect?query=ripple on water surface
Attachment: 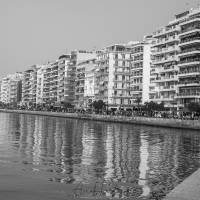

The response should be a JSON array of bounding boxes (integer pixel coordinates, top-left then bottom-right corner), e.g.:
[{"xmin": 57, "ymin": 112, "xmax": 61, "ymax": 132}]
[{"xmin": 1, "ymin": 112, "xmax": 200, "ymax": 199}]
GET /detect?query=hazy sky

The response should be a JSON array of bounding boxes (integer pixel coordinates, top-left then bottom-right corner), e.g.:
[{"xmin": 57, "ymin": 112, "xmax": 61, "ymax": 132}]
[{"xmin": 0, "ymin": 0, "xmax": 199, "ymax": 76}]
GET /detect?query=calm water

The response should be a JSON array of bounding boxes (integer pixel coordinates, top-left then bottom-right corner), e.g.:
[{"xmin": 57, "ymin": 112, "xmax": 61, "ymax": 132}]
[{"xmin": 0, "ymin": 112, "xmax": 200, "ymax": 199}]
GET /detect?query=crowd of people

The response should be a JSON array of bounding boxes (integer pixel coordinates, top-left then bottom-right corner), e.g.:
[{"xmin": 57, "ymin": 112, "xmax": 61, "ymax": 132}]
[{"xmin": 1, "ymin": 103, "xmax": 200, "ymax": 121}]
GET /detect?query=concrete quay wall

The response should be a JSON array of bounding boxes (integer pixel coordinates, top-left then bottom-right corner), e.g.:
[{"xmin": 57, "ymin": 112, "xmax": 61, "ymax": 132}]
[{"xmin": 1, "ymin": 109, "xmax": 200, "ymax": 130}]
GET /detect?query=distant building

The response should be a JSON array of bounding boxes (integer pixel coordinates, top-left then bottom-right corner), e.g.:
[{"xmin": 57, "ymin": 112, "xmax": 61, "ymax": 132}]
[{"xmin": 0, "ymin": 72, "xmax": 23, "ymax": 104}]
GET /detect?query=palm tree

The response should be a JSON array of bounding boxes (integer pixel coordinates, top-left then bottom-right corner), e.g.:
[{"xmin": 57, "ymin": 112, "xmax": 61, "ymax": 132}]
[{"xmin": 135, "ymin": 97, "xmax": 142, "ymax": 111}]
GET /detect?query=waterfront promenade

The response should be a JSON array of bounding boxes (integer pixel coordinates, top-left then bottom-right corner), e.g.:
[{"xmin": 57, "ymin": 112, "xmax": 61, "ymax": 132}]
[
  {"xmin": 1, "ymin": 109, "xmax": 200, "ymax": 130},
  {"xmin": 164, "ymin": 167, "xmax": 200, "ymax": 200}
]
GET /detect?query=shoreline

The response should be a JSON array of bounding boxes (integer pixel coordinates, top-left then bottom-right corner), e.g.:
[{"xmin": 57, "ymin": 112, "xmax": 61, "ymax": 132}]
[{"xmin": 1, "ymin": 109, "xmax": 200, "ymax": 130}]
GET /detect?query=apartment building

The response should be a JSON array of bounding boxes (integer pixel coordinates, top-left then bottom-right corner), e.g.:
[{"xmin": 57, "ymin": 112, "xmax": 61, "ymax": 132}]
[
  {"xmin": 0, "ymin": 76, "xmax": 9, "ymax": 103},
  {"xmin": 36, "ymin": 65, "xmax": 46, "ymax": 104},
  {"xmin": 130, "ymin": 35, "xmax": 154, "ymax": 105},
  {"xmin": 8, "ymin": 73, "xmax": 23, "ymax": 103},
  {"xmin": 71, "ymin": 50, "xmax": 97, "ymax": 106},
  {"xmin": 63, "ymin": 54, "xmax": 75, "ymax": 104},
  {"xmin": 42, "ymin": 58, "xmax": 67, "ymax": 103},
  {"xmin": 22, "ymin": 65, "xmax": 41, "ymax": 105},
  {"xmin": 84, "ymin": 63, "xmax": 96, "ymax": 106},
  {"xmin": 74, "ymin": 59, "xmax": 96, "ymax": 107},
  {"xmin": 42, "ymin": 64, "xmax": 51, "ymax": 103},
  {"xmin": 151, "ymin": 13, "xmax": 181, "ymax": 111},
  {"xmin": 0, "ymin": 73, "xmax": 23, "ymax": 104},
  {"xmin": 151, "ymin": 8, "xmax": 200, "ymax": 111},
  {"xmin": 177, "ymin": 8, "xmax": 200, "ymax": 109},
  {"xmin": 95, "ymin": 44, "xmax": 132, "ymax": 109}
]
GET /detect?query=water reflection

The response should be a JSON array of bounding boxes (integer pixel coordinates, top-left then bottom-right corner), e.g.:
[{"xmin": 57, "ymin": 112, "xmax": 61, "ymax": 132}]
[{"xmin": 0, "ymin": 112, "xmax": 200, "ymax": 199}]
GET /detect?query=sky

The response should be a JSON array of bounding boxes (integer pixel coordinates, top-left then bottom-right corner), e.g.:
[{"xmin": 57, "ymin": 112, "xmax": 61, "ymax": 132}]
[{"xmin": 0, "ymin": 0, "xmax": 199, "ymax": 76}]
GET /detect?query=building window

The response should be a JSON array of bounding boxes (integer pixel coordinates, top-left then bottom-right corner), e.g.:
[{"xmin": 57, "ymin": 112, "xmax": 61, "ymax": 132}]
[
  {"xmin": 122, "ymin": 61, "xmax": 125, "ymax": 66},
  {"xmin": 115, "ymin": 61, "xmax": 118, "ymax": 66}
]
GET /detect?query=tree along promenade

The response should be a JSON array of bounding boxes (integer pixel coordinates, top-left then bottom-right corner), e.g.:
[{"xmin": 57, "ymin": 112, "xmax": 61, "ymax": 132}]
[{"xmin": 1, "ymin": 109, "xmax": 200, "ymax": 130}]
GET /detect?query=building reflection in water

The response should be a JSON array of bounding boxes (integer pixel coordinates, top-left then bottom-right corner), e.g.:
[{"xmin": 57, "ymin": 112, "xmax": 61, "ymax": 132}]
[
  {"xmin": 138, "ymin": 130, "xmax": 150, "ymax": 197},
  {"xmin": 1, "ymin": 112, "xmax": 200, "ymax": 199}
]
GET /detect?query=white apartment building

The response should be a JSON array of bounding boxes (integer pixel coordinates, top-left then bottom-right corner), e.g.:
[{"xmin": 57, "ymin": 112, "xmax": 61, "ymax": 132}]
[
  {"xmin": 36, "ymin": 65, "xmax": 46, "ymax": 104},
  {"xmin": 75, "ymin": 59, "xmax": 96, "ymax": 107},
  {"xmin": 72, "ymin": 50, "xmax": 97, "ymax": 106},
  {"xmin": 0, "ymin": 77, "xmax": 9, "ymax": 103},
  {"xmin": 130, "ymin": 35, "xmax": 154, "ymax": 105},
  {"xmin": 152, "ymin": 8, "xmax": 200, "ymax": 111},
  {"xmin": 176, "ymin": 8, "xmax": 200, "ymax": 109},
  {"xmin": 0, "ymin": 73, "xmax": 23, "ymax": 104},
  {"xmin": 84, "ymin": 63, "xmax": 96, "ymax": 106},
  {"xmin": 95, "ymin": 44, "xmax": 132, "ymax": 109},
  {"xmin": 151, "ymin": 13, "xmax": 181, "ymax": 111},
  {"xmin": 64, "ymin": 54, "xmax": 75, "ymax": 104},
  {"xmin": 42, "ymin": 58, "xmax": 66, "ymax": 103},
  {"xmin": 22, "ymin": 65, "xmax": 41, "ymax": 105}
]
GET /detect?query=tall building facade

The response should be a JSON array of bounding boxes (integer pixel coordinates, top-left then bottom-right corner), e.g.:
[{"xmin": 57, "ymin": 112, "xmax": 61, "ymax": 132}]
[
  {"xmin": 152, "ymin": 15, "xmax": 180, "ymax": 111},
  {"xmin": 75, "ymin": 59, "xmax": 96, "ymax": 107},
  {"xmin": 130, "ymin": 35, "xmax": 154, "ymax": 105},
  {"xmin": 95, "ymin": 44, "xmax": 132, "ymax": 109},
  {"xmin": 0, "ymin": 73, "xmax": 23, "ymax": 104},
  {"xmin": 152, "ymin": 8, "xmax": 200, "ymax": 111},
  {"xmin": 176, "ymin": 8, "xmax": 200, "ymax": 109}
]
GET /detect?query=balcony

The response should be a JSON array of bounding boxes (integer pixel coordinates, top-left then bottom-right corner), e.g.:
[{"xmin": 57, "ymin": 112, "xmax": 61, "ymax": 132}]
[
  {"xmin": 113, "ymin": 70, "xmax": 130, "ymax": 75},
  {"xmin": 154, "ymin": 75, "xmax": 178, "ymax": 82},
  {"xmin": 179, "ymin": 26, "xmax": 200, "ymax": 37},
  {"xmin": 153, "ymin": 35, "xmax": 179, "ymax": 47},
  {"xmin": 179, "ymin": 47, "xmax": 200, "ymax": 57},
  {"xmin": 178, "ymin": 70, "xmax": 200, "ymax": 77},
  {"xmin": 159, "ymin": 65, "xmax": 179, "ymax": 73},
  {"xmin": 179, "ymin": 37, "xmax": 200, "ymax": 47},
  {"xmin": 153, "ymin": 55, "xmax": 178, "ymax": 65},
  {"xmin": 113, "ymin": 79, "xmax": 130, "ymax": 82},
  {"xmin": 131, "ymin": 66, "xmax": 143, "ymax": 71},
  {"xmin": 153, "ymin": 46, "xmax": 179, "ymax": 56},
  {"xmin": 153, "ymin": 96, "xmax": 173, "ymax": 102},
  {"xmin": 176, "ymin": 93, "xmax": 200, "ymax": 98},
  {"xmin": 178, "ymin": 80, "xmax": 200, "ymax": 86},
  {"xmin": 177, "ymin": 58, "xmax": 200, "ymax": 67},
  {"xmin": 160, "ymin": 85, "xmax": 177, "ymax": 91},
  {"xmin": 131, "ymin": 90, "xmax": 142, "ymax": 94},
  {"xmin": 180, "ymin": 15, "xmax": 200, "ymax": 26},
  {"xmin": 133, "ymin": 73, "xmax": 143, "ymax": 77},
  {"xmin": 150, "ymin": 68, "xmax": 160, "ymax": 75},
  {"xmin": 131, "ymin": 82, "xmax": 142, "ymax": 86},
  {"xmin": 153, "ymin": 26, "xmax": 180, "ymax": 37}
]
